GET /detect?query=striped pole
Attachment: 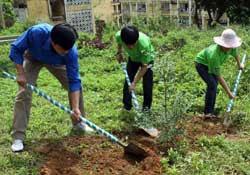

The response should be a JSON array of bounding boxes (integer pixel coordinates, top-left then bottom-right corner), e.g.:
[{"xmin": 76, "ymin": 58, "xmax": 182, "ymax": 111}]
[
  {"xmin": 121, "ymin": 62, "xmax": 140, "ymax": 110},
  {"xmin": 121, "ymin": 63, "xmax": 160, "ymax": 137},
  {"xmin": 226, "ymin": 53, "xmax": 247, "ymax": 112},
  {"xmin": 2, "ymin": 71, "xmax": 127, "ymax": 147}
]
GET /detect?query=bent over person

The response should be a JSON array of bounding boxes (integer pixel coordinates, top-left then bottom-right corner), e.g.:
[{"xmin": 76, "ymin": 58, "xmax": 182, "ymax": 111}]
[
  {"xmin": 195, "ymin": 29, "xmax": 244, "ymax": 119},
  {"xmin": 9, "ymin": 23, "xmax": 92, "ymax": 152},
  {"xmin": 115, "ymin": 26, "xmax": 155, "ymax": 111}
]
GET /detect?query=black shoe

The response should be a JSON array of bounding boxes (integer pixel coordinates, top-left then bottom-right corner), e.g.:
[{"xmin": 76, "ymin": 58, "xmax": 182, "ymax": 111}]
[
  {"xmin": 142, "ymin": 107, "xmax": 151, "ymax": 113},
  {"xmin": 123, "ymin": 105, "xmax": 132, "ymax": 111},
  {"xmin": 204, "ymin": 113, "xmax": 219, "ymax": 121}
]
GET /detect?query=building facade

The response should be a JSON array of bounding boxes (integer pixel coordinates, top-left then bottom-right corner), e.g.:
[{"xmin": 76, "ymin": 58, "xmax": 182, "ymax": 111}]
[
  {"xmin": 13, "ymin": 0, "xmax": 95, "ymax": 32},
  {"xmin": 111, "ymin": 0, "xmax": 229, "ymax": 28}
]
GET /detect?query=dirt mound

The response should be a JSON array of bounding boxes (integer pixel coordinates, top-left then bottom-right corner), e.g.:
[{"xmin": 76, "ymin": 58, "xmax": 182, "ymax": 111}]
[
  {"xmin": 35, "ymin": 134, "xmax": 162, "ymax": 175},
  {"xmin": 185, "ymin": 116, "xmax": 236, "ymax": 143}
]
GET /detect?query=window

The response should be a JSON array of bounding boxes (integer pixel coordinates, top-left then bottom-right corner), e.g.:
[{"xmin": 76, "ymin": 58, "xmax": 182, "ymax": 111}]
[
  {"xmin": 179, "ymin": 16, "xmax": 189, "ymax": 25},
  {"xmin": 131, "ymin": 3, "xmax": 137, "ymax": 12},
  {"xmin": 49, "ymin": 0, "xmax": 65, "ymax": 21},
  {"xmin": 161, "ymin": 2, "xmax": 170, "ymax": 12},
  {"xmin": 122, "ymin": 3, "xmax": 130, "ymax": 14},
  {"xmin": 171, "ymin": 0, "xmax": 177, "ymax": 4},
  {"xmin": 179, "ymin": 3, "xmax": 188, "ymax": 13},
  {"xmin": 137, "ymin": 3, "xmax": 146, "ymax": 12}
]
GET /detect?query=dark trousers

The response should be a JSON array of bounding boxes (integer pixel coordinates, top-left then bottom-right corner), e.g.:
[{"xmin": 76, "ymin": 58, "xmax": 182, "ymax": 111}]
[
  {"xmin": 195, "ymin": 63, "xmax": 218, "ymax": 114},
  {"xmin": 123, "ymin": 59, "xmax": 153, "ymax": 110}
]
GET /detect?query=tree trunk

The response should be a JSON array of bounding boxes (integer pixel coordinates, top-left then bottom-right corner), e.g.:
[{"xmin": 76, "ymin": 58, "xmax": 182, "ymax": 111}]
[
  {"xmin": 0, "ymin": 3, "xmax": 5, "ymax": 29},
  {"xmin": 194, "ymin": 0, "xmax": 201, "ymax": 29}
]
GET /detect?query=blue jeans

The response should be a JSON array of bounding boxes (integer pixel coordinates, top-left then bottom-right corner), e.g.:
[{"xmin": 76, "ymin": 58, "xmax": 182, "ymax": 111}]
[{"xmin": 195, "ymin": 63, "xmax": 218, "ymax": 114}]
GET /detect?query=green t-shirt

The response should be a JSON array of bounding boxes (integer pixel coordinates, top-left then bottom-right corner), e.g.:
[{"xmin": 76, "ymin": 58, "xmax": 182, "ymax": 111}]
[
  {"xmin": 195, "ymin": 44, "xmax": 238, "ymax": 75},
  {"xmin": 115, "ymin": 31, "xmax": 155, "ymax": 64}
]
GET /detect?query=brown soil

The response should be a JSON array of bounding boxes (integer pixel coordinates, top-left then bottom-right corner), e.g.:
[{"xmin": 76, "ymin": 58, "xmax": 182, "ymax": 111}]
[
  {"xmin": 34, "ymin": 116, "xmax": 243, "ymax": 175},
  {"xmin": 35, "ymin": 134, "xmax": 162, "ymax": 175},
  {"xmin": 184, "ymin": 116, "xmax": 237, "ymax": 144}
]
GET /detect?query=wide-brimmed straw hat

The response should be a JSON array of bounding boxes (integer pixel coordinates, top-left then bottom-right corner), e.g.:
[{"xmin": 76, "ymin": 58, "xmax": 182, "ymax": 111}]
[{"xmin": 213, "ymin": 29, "xmax": 242, "ymax": 48}]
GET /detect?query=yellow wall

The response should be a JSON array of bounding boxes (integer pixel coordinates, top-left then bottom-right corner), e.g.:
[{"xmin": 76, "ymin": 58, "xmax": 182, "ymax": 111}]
[
  {"xmin": 26, "ymin": 0, "xmax": 115, "ymax": 23},
  {"xmin": 92, "ymin": 0, "xmax": 113, "ymax": 22},
  {"xmin": 26, "ymin": 0, "xmax": 50, "ymax": 22}
]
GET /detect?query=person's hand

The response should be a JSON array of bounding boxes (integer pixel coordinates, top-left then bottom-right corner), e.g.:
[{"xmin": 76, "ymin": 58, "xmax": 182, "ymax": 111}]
[
  {"xmin": 16, "ymin": 73, "xmax": 27, "ymax": 91},
  {"xmin": 129, "ymin": 82, "xmax": 136, "ymax": 92},
  {"xmin": 71, "ymin": 108, "xmax": 81, "ymax": 122},
  {"xmin": 228, "ymin": 92, "xmax": 235, "ymax": 99},
  {"xmin": 239, "ymin": 63, "xmax": 244, "ymax": 70}
]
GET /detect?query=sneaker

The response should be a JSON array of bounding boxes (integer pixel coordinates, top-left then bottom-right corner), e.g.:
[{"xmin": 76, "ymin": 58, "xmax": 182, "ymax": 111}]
[
  {"xmin": 123, "ymin": 105, "xmax": 132, "ymax": 111},
  {"xmin": 11, "ymin": 139, "xmax": 24, "ymax": 152},
  {"xmin": 142, "ymin": 107, "xmax": 151, "ymax": 113},
  {"xmin": 204, "ymin": 113, "xmax": 218, "ymax": 120},
  {"xmin": 73, "ymin": 122, "xmax": 94, "ymax": 133}
]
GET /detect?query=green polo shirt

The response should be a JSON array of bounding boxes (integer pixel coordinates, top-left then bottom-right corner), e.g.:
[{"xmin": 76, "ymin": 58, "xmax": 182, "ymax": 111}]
[
  {"xmin": 195, "ymin": 44, "xmax": 238, "ymax": 76},
  {"xmin": 115, "ymin": 31, "xmax": 155, "ymax": 64}
]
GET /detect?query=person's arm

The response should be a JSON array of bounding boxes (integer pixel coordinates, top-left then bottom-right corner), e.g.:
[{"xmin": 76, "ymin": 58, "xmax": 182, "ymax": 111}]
[
  {"xmin": 235, "ymin": 55, "xmax": 244, "ymax": 70},
  {"xmin": 69, "ymin": 90, "xmax": 81, "ymax": 122},
  {"xmin": 15, "ymin": 64, "xmax": 27, "ymax": 91},
  {"xmin": 116, "ymin": 44, "xmax": 124, "ymax": 63},
  {"xmin": 129, "ymin": 64, "xmax": 148, "ymax": 91},
  {"xmin": 10, "ymin": 30, "xmax": 32, "ymax": 89},
  {"xmin": 217, "ymin": 75, "xmax": 234, "ymax": 99},
  {"xmin": 10, "ymin": 26, "xmax": 43, "ymax": 89},
  {"xmin": 66, "ymin": 48, "xmax": 83, "ymax": 122},
  {"xmin": 130, "ymin": 39, "xmax": 154, "ymax": 91},
  {"xmin": 115, "ymin": 31, "xmax": 125, "ymax": 63}
]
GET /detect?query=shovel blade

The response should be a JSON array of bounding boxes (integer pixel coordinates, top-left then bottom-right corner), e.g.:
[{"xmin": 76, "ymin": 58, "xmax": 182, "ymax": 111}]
[
  {"xmin": 139, "ymin": 127, "xmax": 160, "ymax": 138},
  {"xmin": 223, "ymin": 115, "xmax": 232, "ymax": 127},
  {"xmin": 124, "ymin": 142, "xmax": 149, "ymax": 159}
]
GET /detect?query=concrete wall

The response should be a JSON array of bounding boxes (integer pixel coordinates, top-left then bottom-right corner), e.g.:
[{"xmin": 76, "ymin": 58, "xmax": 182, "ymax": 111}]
[
  {"xmin": 26, "ymin": 0, "xmax": 50, "ymax": 22},
  {"xmin": 92, "ymin": 0, "xmax": 113, "ymax": 22},
  {"xmin": 25, "ymin": 0, "xmax": 114, "ymax": 23}
]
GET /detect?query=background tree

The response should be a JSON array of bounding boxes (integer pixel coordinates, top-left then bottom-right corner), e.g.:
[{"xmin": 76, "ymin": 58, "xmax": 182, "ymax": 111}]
[
  {"xmin": 194, "ymin": 0, "xmax": 231, "ymax": 27},
  {"xmin": 227, "ymin": 0, "xmax": 250, "ymax": 25},
  {"xmin": 0, "ymin": 0, "xmax": 15, "ymax": 28}
]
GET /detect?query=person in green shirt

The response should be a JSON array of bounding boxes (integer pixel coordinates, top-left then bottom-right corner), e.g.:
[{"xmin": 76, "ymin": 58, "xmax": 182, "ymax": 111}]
[
  {"xmin": 115, "ymin": 26, "xmax": 155, "ymax": 111},
  {"xmin": 195, "ymin": 29, "xmax": 244, "ymax": 118}
]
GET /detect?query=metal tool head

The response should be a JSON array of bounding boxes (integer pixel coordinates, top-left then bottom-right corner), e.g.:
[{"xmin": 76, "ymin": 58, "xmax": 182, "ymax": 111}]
[
  {"xmin": 124, "ymin": 142, "xmax": 149, "ymax": 159},
  {"xmin": 223, "ymin": 112, "xmax": 233, "ymax": 128}
]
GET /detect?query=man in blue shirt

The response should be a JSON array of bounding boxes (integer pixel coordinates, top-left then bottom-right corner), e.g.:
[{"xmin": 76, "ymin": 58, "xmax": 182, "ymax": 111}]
[{"xmin": 9, "ymin": 23, "xmax": 92, "ymax": 152}]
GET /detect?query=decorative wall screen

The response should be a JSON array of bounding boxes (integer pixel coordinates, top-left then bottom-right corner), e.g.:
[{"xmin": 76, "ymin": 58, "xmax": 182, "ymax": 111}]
[{"xmin": 64, "ymin": 0, "xmax": 93, "ymax": 32}]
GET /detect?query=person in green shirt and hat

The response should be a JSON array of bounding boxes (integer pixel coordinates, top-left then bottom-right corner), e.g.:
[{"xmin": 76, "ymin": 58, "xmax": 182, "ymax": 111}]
[
  {"xmin": 115, "ymin": 26, "xmax": 155, "ymax": 111},
  {"xmin": 195, "ymin": 29, "xmax": 244, "ymax": 118}
]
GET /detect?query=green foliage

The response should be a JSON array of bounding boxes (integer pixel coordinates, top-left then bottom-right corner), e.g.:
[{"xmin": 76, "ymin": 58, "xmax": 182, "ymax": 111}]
[
  {"xmin": 164, "ymin": 136, "xmax": 250, "ymax": 174},
  {"xmin": 227, "ymin": 1, "xmax": 250, "ymax": 25},
  {"xmin": 1, "ymin": 0, "xmax": 15, "ymax": 28},
  {"xmin": 0, "ymin": 21, "xmax": 36, "ymax": 35}
]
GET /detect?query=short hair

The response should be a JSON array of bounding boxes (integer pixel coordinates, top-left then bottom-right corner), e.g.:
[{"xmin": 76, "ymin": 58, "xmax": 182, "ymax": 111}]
[
  {"xmin": 51, "ymin": 23, "xmax": 78, "ymax": 50},
  {"xmin": 121, "ymin": 26, "xmax": 139, "ymax": 45}
]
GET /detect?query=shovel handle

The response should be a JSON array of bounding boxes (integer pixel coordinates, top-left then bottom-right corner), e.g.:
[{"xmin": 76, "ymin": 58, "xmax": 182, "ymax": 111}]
[
  {"xmin": 121, "ymin": 62, "xmax": 140, "ymax": 110},
  {"xmin": 226, "ymin": 53, "xmax": 247, "ymax": 112},
  {"xmin": 2, "ymin": 71, "xmax": 128, "ymax": 146}
]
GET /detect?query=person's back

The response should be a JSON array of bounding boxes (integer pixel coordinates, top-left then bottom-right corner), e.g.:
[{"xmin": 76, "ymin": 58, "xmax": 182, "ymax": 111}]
[
  {"xmin": 10, "ymin": 23, "xmax": 78, "ymax": 65},
  {"xmin": 194, "ymin": 29, "xmax": 243, "ymax": 119}
]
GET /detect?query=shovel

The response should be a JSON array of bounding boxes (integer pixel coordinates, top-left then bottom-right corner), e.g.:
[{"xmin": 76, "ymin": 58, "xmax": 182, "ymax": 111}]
[
  {"xmin": 121, "ymin": 62, "xmax": 159, "ymax": 138},
  {"xmin": 2, "ymin": 71, "xmax": 149, "ymax": 159},
  {"xmin": 223, "ymin": 53, "xmax": 247, "ymax": 127}
]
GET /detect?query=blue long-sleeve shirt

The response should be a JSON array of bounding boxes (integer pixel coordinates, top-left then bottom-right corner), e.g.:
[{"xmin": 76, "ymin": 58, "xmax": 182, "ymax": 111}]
[{"xmin": 9, "ymin": 23, "xmax": 81, "ymax": 92}]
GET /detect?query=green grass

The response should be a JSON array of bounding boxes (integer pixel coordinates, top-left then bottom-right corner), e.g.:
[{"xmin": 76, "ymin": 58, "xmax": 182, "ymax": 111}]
[{"xmin": 163, "ymin": 136, "xmax": 250, "ymax": 175}]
